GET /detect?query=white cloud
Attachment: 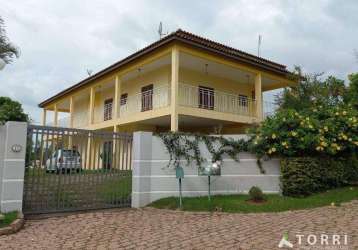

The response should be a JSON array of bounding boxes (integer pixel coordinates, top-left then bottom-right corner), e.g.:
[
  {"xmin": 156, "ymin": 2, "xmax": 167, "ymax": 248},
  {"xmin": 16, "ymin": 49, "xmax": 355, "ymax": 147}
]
[{"xmin": 0, "ymin": 0, "xmax": 357, "ymax": 122}]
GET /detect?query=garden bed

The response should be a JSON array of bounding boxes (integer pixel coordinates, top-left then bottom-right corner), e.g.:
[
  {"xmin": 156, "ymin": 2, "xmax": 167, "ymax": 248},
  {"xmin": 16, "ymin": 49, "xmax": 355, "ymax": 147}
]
[
  {"xmin": 0, "ymin": 212, "xmax": 24, "ymax": 235},
  {"xmin": 149, "ymin": 186, "xmax": 358, "ymax": 213}
]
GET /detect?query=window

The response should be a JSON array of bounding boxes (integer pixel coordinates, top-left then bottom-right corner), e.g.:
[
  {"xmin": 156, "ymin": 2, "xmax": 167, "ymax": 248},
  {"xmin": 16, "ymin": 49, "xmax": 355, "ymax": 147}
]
[
  {"xmin": 141, "ymin": 84, "xmax": 153, "ymax": 112},
  {"xmin": 120, "ymin": 93, "xmax": 128, "ymax": 106},
  {"xmin": 104, "ymin": 98, "xmax": 113, "ymax": 121},
  {"xmin": 198, "ymin": 86, "xmax": 214, "ymax": 110},
  {"xmin": 239, "ymin": 95, "xmax": 248, "ymax": 107}
]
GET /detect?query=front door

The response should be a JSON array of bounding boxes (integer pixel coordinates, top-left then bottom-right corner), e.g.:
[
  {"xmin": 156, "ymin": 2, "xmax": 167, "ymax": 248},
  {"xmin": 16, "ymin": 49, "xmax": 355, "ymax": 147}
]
[{"xmin": 141, "ymin": 84, "xmax": 153, "ymax": 111}]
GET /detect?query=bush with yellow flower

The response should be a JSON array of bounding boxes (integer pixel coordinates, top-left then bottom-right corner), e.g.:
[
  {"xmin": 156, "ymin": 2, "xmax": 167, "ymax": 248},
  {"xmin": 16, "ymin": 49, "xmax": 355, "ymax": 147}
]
[{"xmin": 248, "ymin": 104, "xmax": 358, "ymax": 158}]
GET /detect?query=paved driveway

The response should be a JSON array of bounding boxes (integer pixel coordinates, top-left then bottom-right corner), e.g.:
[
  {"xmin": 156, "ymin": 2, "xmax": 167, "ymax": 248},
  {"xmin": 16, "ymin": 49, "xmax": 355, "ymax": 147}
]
[{"xmin": 1, "ymin": 200, "xmax": 357, "ymax": 249}]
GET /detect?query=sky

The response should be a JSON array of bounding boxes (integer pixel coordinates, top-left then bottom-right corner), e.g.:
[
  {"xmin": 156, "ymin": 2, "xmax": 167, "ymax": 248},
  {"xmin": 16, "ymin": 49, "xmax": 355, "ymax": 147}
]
[{"xmin": 1, "ymin": 0, "xmax": 357, "ymax": 123}]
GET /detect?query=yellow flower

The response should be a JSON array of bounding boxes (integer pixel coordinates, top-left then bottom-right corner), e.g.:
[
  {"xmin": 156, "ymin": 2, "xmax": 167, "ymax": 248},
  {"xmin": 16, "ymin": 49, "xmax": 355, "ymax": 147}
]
[
  {"xmin": 348, "ymin": 138, "xmax": 352, "ymax": 142},
  {"xmin": 300, "ymin": 121, "xmax": 304, "ymax": 126},
  {"xmin": 281, "ymin": 141, "xmax": 287, "ymax": 146},
  {"xmin": 337, "ymin": 146, "xmax": 341, "ymax": 151},
  {"xmin": 291, "ymin": 131, "xmax": 297, "ymax": 137},
  {"xmin": 324, "ymin": 126, "xmax": 328, "ymax": 132},
  {"xmin": 305, "ymin": 117, "xmax": 310, "ymax": 121},
  {"xmin": 268, "ymin": 149, "xmax": 272, "ymax": 154},
  {"xmin": 335, "ymin": 112, "xmax": 339, "ymax": 116},
  {"xmin": 272, "ymin": 134, "xmax": 277, "ymax": 139},
  {"xmin": 342, "ymin": 111, "xmax": 347, "ymax": 115},
  {"xmin": 271, "ymin": 147, "xmax": 276, "ymax": 152},
  {"xmin": 308, "ymin": 124, "xmax": 313, "ymax": 129}
]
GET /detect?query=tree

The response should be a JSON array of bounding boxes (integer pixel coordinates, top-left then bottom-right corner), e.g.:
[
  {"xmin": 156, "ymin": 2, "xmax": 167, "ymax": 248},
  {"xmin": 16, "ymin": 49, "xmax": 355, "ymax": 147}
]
[
  {"xmin": 344, "ymin": 73, "xmax": 358, "ymax": 109},
  {"xmin": 276, "ymin": 66, "xmax": 347, "ymax": 111},
  {"xmin": 0, "ymin": 97, "xmax": 29, "ymax": 124},
  {"xmin": 0, "ymin": 16, "xmax": 20, "ymax": 64}
]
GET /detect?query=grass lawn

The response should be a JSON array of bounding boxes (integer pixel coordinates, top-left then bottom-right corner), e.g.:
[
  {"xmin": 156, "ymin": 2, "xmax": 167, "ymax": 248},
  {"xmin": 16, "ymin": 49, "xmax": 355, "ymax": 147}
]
[
  {"xmin": 0, "ymin": 211, "xmax": 18, "ymax": 228},
  {"xmin": 97, "ymin": 176, "xmax": 132, "ymax": 203},
  {"xmin": 149, "ymin": 186, "xmax": 358, "ymax": 213}
]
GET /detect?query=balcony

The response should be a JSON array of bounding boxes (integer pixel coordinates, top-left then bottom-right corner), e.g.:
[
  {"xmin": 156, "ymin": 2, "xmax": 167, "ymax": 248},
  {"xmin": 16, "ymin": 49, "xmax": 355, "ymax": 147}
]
[
  {"xmin": 48, "ymin": 83, "xmax": 278, "ymax": 129},
  {"xmin": 119, "ymin": 84, "xmax": 171, "ymax": 118},
  {"xmin": 178, "ymin": 83, "xmax": 256, "ymax": 117}
]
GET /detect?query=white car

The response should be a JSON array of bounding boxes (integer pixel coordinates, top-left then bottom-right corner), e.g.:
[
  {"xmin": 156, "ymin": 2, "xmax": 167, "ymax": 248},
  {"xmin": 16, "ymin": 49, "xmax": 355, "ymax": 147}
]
[{"xmin": 46, "ymin": 149, "xmax": 82, "ymax": 173}]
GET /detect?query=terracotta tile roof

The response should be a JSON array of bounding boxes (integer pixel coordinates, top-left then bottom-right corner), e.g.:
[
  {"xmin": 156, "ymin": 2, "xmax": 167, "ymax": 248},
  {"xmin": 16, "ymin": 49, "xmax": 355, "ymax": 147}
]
[
  {"xmin": 173, "ymin": 29, "xmax": 287, "ymax": 72},
  {"xmin": 39, "ymin": 29, "xmax": 289, "ymax": 107}
]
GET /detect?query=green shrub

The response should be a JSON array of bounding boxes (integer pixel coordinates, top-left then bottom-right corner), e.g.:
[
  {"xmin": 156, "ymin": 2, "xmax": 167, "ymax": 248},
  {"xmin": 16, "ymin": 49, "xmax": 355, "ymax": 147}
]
[
  {"xmin": 248, "ymin": 186, "xmax": 265, "ymax": 201},
  {"xmin": 248, "ymin": 105, "xmax": 358, "ymax": 158},
  {"xmin": 281, "ymin": 156, "xmax": 358, "ymax": 197}
]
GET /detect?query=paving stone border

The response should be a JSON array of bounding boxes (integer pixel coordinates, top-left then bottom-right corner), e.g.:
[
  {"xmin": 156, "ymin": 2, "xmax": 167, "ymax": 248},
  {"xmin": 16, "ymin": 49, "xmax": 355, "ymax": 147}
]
[{"xmin": 0, "ymin": 212, "xmax": 24, "ymax": 236}]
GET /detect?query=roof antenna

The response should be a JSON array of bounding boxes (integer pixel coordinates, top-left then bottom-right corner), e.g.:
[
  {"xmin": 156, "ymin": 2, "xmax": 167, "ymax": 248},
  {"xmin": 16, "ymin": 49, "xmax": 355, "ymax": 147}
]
[
  {"xmin": 158, "ymin": 22, "xmax": 168, "ymax": 39},
  {"xmin": 257, "ymin": 34, "xmax": 262, "ymax": 57},
  {"xmin": 86, "ymin": 69, "xmax": 93, "ymax": 76}
]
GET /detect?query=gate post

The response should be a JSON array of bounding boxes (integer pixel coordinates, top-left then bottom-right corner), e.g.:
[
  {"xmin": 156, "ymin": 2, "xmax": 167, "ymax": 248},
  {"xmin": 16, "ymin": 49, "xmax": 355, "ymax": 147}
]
[
  {"xmin": 131, "ymin": 131, "xmax": 152, "ymax": 208},
  {"xmin": 0, "ymin": 122, "xmax": 27, "ymax": 213}
]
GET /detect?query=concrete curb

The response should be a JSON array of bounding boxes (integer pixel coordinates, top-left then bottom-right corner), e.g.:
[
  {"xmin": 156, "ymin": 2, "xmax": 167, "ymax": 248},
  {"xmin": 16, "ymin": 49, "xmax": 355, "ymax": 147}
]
[{"xmin": 0, "ymin": 212, "xmax": 24, "ymax": 236}]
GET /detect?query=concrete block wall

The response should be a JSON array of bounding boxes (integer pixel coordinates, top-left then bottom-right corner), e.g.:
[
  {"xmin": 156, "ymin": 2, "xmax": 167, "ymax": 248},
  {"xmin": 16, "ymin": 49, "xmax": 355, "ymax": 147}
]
[
  {"xmin": 0, "ymin": 122, "xmax": 27, "ymax": 212},
  {"xmin": 132, "ymin": 132, "xmax": 281, "ymax": 208}
]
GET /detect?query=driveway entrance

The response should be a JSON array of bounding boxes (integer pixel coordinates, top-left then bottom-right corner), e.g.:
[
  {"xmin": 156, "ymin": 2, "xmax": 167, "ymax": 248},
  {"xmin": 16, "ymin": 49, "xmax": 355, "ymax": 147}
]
[{"xmin": 23, "ymin": 125, "xmax": 133, "ymax": 214}]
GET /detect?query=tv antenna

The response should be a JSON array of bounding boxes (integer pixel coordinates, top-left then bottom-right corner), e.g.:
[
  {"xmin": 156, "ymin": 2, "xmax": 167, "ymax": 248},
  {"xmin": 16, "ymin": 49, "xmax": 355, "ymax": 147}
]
[
  {"xmin": 158, "ymin": 22, "xmax": 168, "ymax": 39},
  {"xmin": 257, "ymin": 34, "xmax": 262, "ymax": 57},
  {"xmin": 86, "ymin": 69, "xmax": 93, "ymax": 76}
]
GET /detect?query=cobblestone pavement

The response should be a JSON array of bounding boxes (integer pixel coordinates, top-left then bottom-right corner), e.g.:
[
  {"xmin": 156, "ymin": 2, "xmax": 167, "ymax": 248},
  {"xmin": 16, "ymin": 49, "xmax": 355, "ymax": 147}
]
[{"xmin": 0, "ymin": 200, "xmax": 357, "ymax": 250}]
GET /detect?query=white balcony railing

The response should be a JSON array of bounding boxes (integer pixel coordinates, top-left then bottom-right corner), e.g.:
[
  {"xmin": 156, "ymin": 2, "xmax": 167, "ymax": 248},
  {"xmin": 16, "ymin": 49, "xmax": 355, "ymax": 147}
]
[
  {"xmin": 178, "ymin": 83, "xmax": 256, "ymax": 117},
  {"xmin": 119, "ymin": 84, "xmax": 171, "ymax": 117},
  {"xmin": 46, "ymin": 83, "xmax": 281, "ymax": 128}
]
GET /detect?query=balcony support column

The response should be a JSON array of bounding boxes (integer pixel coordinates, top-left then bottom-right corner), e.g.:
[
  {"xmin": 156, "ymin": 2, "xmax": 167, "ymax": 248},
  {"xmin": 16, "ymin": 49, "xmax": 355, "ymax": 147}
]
[
  {"xmin": 41, "ymin": 109, "xmax": 47, "ymax": 126},
  {"xmin": 53, "ymin": 104, "xmax": 58, "ymax": 127},
  {"xmin": 114, "ymin": 75, "xmax": 121, "ymax": 119},
  {"xmin": 68, "ymin": 96, "xmax": 74, "ymax": 148},
  {"xmin": 88, "ymin": 87, "xmax": 95, "ymax": 125},
  {"xmin": 170, "ymin": 46, "xmax": 179, "ymax": 132},
  {"xmin": 69, "ymin": 96, "xmax": 74, "ymax": 128},
  {"xmin": 255, "ymin": 73, "xmax": 263, "ymax": 121}
]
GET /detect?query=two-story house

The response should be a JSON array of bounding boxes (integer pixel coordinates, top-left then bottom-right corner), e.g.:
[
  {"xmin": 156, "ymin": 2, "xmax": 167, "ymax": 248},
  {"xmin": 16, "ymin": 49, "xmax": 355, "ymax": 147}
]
[{"xmin": 39, "ymin": 29, "xmax": 295, "ymax": 134}]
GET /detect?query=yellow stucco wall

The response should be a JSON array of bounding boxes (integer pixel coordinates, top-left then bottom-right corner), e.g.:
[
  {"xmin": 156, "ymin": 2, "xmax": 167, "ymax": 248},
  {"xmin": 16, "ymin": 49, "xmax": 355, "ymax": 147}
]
[
  {"xmin": 179, "ymin": 67, "xmax": 253, "ymax": 97},
  {"xmin": 43, "ymin": 43, "xmax": 294, "ymax": 133}
]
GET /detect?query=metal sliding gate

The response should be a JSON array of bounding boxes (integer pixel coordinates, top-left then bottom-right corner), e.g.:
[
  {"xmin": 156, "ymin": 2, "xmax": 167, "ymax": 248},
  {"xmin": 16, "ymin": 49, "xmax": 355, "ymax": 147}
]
[{"xmin": 23, "ymin": 125, "xmax": 133, "ymax": 214}]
